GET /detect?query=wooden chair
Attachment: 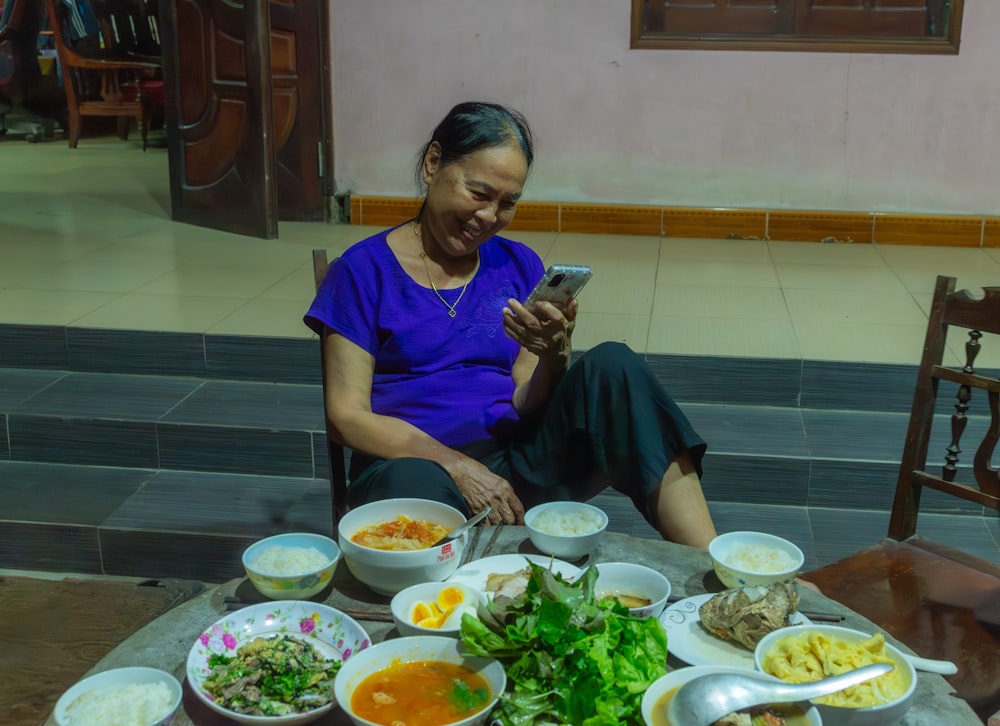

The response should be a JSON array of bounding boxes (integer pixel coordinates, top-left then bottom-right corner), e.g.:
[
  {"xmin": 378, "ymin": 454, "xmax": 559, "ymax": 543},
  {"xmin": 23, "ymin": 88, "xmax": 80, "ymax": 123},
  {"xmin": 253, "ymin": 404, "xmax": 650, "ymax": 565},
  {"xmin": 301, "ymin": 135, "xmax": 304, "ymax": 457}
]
[
  {"xmin": 801, "ymin": 275, "xmax": 1000, "ymax": 721},
  {"xmin": 44, "ymin": 0, "xmax": 162, "ymax": 148},
  {"xmin": 312, "ymin": 249, "xmax": 350, "ymax": 529}
]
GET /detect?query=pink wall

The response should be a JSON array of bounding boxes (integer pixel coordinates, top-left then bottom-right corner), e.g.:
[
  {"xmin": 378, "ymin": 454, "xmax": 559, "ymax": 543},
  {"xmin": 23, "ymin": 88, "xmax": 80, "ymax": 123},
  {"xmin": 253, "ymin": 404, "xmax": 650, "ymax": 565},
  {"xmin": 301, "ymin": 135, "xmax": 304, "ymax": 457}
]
[{"xmin": 331, "ymin": 1, "xmax": 997, "ymax": 215}]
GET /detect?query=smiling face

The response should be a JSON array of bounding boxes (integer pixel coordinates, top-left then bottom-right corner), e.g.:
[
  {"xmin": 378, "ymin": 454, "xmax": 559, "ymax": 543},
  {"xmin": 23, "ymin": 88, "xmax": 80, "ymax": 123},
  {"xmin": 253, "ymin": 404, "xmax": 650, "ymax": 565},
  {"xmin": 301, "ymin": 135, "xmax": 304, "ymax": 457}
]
[{"xmin": 419, "ymin": 142, "xmax": 528, "ymax": 260}]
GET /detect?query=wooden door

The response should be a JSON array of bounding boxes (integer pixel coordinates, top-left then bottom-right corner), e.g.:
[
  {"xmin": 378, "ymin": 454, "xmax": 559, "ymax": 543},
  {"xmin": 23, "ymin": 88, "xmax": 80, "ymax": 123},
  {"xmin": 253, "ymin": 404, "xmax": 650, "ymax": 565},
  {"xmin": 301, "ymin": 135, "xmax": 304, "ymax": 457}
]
[
  {"xmin": 159, "ymin": 0, "xmax": 327, "ymax": 238},
  {"xmin": 160, "ymin": 0, "xmax": 278, "ymax": 239},
  {"xmin": 270, "ymin": 0, "xmax": 326, "ymax": 222}
]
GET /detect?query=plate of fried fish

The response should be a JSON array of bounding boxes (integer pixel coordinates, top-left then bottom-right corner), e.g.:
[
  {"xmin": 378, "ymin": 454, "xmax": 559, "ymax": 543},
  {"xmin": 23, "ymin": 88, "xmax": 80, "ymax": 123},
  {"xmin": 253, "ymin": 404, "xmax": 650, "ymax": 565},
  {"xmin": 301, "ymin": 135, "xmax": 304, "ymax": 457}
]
[{"xmin": 659, "ymin": 582, "xmax": 809, "ymax": 667}]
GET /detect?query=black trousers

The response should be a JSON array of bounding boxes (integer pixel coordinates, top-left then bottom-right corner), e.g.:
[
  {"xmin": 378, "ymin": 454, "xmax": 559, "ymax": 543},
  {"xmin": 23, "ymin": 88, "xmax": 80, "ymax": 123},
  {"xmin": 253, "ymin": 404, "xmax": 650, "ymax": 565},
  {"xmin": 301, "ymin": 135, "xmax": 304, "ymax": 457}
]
[{"xmin": 347, "ymin": 342, "xmax": 706, "ymax": 527}]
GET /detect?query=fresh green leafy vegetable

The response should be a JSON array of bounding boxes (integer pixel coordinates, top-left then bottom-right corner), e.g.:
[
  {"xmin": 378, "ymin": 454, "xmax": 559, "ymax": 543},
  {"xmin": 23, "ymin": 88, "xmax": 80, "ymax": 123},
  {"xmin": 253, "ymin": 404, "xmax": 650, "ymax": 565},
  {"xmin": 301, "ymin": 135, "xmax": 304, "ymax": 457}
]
[
  {"xmin": 450, "ymin": 678, "xmax": 490, "ymax": 713},
  {"xmin": 461, "ymin": 560, "xmax": 668, "ymax": 725}
]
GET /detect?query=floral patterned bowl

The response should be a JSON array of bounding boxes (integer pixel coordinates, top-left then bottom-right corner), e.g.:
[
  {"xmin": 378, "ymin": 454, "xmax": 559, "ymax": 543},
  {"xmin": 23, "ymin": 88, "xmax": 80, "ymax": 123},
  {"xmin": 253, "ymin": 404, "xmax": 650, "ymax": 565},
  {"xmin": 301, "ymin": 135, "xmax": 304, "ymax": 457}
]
[{"xmin": 186, "ymin": 601, "xmax": 370, "ymax": 725}]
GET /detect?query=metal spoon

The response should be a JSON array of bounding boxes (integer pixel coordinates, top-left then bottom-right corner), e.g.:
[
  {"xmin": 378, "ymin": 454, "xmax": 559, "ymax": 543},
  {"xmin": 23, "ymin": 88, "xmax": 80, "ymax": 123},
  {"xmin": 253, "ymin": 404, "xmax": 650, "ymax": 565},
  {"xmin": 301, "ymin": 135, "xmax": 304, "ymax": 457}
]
[
  {"xmin": 431, "ymin": 506, "xmax": 491, "ymax": 547},
  {"xmin": 667, "ymin": 662, "xmax": 893, "ymax": 726}
]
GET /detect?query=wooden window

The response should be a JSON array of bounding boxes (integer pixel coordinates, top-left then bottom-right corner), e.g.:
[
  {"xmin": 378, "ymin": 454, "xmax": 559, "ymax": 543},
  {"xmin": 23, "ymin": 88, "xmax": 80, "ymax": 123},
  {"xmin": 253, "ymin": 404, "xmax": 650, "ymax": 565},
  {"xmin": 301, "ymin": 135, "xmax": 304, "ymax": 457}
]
[{"xmin": 631, "ymin": 0, "xmax": 964, "ymax": 54}]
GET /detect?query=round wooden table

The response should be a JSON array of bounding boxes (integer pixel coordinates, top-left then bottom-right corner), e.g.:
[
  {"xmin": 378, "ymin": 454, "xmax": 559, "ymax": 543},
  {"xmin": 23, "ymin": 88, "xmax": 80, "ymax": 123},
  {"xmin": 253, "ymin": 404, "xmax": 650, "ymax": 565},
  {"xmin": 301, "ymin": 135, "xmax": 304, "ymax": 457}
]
[{"xmin": 42, "ymin": 527, "xmax": 982, "ymax": 725}]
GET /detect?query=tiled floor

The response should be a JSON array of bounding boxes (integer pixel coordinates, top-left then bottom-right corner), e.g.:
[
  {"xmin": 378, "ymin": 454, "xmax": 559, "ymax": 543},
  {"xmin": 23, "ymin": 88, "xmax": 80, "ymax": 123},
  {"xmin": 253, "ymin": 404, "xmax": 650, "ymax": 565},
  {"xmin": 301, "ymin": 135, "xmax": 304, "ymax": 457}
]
[{"xmin": 2, "ymin": 134, "xmax": 1000, "ymax": 575}]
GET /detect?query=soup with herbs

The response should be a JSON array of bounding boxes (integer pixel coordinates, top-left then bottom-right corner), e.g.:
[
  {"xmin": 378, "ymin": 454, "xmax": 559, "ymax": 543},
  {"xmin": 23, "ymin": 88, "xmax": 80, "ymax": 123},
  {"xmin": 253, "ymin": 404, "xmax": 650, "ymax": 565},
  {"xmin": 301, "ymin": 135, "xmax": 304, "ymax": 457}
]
[
  {"xmin": 350, "ymin": 660, "xmax": 491, "ymax": 725},
  {"xmin": 650, "ymin": 685, "xmax": 811, "ymax": 726}
]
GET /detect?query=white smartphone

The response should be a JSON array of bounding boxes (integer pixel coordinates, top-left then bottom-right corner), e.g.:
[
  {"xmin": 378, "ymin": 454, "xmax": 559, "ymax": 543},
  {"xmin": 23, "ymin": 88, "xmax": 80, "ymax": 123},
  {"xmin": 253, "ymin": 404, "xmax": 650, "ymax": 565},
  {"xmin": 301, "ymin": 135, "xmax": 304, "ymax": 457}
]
[{"xmin": 524, "ymin": 264, "xmax": 593, "ymax": 307}]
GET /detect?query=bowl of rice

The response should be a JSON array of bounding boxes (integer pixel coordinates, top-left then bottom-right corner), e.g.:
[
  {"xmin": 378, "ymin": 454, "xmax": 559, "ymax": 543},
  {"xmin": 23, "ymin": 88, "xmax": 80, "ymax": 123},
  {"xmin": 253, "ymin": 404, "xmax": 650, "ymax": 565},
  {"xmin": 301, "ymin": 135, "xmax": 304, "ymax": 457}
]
[
  {"xmin": 53, "ymin": 666, "xmax": 182, "ymax": 726},
  {"xmin": 754, "ymin": 624, "xmax": 916, "ymax": 726},
  {"xmin": 242, "ymin": 532, "xmax": 341, "ymax": 600},
  {"xmin": 337, "ymin": 498, "xmax": 469, "ymax": 596},
  {"xmin": 708, "ymin": 530, "xmax": 804, "ymax": 588},
  {"xmin": 524, "ymin": 501, "xmax": 608, "ymax": 561}
]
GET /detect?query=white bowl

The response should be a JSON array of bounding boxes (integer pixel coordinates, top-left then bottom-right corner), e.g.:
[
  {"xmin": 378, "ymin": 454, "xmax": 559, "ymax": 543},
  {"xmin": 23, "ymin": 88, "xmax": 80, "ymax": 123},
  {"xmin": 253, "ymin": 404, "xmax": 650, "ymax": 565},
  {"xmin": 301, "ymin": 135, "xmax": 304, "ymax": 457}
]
[
  {"xmin": 334, "ymin": 635, "xmax": 505, "ymax": 726},
  {"xmin": 53, "ymin": 666, "xmax": 182, "ymax": 726},
  {"xmin": 594, "ymin": 561, "xmax": 671, "ymax": 618},
  {"xmin": 337, "ymin": 498, "xmax": 469, "ymax": 596},
  {"xmin": 753, "ymin": 624, "xmax": 916, "ymax": 726},
  {"xmin": 708, "ymin": 531, "xmax": 804, "ymax": 588},
  {"xmin": 242, "ymin": 532, "xmax": 341, "ymax": 600},
  {"xmin": 390, "ymin": 580, "xmax": 482, "ymax": 638},
  {"xmin": 186, "ymin": 601, "xmax": 371, "ymax": 725},
  {"xmin": 524, "ymin": 500, "xmax": 608, "ymax": 560},
  {"xmin": 641, "ymin": 664, "xmax": 822, "ymax": 726}
]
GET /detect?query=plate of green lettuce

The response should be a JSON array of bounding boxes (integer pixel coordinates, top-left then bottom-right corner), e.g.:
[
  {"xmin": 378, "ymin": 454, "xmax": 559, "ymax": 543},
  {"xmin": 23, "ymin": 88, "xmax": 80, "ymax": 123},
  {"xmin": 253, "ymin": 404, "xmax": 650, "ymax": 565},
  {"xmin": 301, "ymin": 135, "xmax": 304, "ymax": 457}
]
[{"xmin": 461, "ymin": 559, "xmax": 668, "ymax": 725}]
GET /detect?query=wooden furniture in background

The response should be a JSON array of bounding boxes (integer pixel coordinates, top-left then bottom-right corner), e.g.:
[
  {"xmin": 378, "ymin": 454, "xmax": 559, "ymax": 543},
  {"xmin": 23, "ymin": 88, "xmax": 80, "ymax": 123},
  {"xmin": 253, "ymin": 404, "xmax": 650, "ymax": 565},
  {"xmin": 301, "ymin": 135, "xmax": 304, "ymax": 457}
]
[
  {"xmin": 802, "ymin": 275, "xmax": 1000, "ymax": 720},
  {"xmin": 44, "ymin": 0, "xmax": 162, "ymax": 148},
  {"xmin": 312, "ymin": 248, "xmax": 350, "ymax": 529}
]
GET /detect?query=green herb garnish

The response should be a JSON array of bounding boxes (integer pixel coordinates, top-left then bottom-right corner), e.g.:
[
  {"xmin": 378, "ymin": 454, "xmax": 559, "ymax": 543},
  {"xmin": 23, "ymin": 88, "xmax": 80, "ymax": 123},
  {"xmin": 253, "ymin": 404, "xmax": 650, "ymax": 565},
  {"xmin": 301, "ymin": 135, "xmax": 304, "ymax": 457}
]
[{"xmin": 461, "ymin": 560, "xmax": 667, "ymax": 725}]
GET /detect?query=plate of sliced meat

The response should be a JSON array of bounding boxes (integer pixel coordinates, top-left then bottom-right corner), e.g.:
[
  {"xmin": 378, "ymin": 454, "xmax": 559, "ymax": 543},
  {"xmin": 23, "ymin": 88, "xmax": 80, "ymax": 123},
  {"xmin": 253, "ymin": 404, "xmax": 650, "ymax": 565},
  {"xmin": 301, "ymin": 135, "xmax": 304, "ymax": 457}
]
[{"xmin": 446, "ymin": 554, "xmax": 581, "ymax": 600}]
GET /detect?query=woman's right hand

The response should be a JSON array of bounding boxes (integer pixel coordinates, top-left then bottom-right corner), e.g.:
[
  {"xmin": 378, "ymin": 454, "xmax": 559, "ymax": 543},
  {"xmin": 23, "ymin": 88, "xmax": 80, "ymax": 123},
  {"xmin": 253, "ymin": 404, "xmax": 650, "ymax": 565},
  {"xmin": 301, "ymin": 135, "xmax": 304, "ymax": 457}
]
[{"xmin": 448, "ymin": 459, "xmax": 525, "ymax": 525}]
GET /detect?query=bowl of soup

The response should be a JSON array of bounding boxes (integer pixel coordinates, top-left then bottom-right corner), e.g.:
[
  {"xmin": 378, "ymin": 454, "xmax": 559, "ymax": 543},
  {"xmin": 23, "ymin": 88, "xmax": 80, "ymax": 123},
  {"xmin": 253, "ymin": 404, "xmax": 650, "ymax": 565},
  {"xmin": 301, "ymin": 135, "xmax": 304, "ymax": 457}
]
[
  {"xmin": 594, "ymin": 561, "xmax": 671, "ymax": 619},
  {"xmin": 337, "ymin": 498, "xmax": 469, "ymax": 596},
  {"xmin": 334, "ymin": 635, "xmax": 505, "ymax": 726},
  {"xmin": 754, "ymin": 625, "xmax": 916, "ymax": 726},
  {"xmin": 641, "ymin": 664, "xmax": 822, "ymax": 726}
]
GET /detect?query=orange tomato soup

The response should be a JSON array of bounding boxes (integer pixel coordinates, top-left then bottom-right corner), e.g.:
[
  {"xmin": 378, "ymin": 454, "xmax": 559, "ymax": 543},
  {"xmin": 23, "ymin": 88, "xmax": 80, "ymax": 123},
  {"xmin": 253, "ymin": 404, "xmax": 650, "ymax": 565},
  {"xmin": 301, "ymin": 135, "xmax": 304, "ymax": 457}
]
[
  {"xmin": 350, "ymin": 660, "xmax": 491, "ymax": 725},
  {"xmin": 350, "ymin": 515, "xmax": 450, "ymax": 551}
]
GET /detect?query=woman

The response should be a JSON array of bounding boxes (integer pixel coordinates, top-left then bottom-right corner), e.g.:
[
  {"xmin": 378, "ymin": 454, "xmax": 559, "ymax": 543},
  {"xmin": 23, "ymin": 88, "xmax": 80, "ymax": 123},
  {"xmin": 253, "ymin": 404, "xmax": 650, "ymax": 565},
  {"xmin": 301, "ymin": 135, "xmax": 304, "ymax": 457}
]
[{"xmin": 305, "ymin": 101, "xmax": 717, "ymax": 549}]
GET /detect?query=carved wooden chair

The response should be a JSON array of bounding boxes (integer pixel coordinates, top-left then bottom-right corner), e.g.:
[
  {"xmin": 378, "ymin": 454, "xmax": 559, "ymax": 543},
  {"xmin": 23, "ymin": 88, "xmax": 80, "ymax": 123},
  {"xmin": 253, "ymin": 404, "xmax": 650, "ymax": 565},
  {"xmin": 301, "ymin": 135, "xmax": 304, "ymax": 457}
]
[
  {"xmin": 44, "ymin": 0, "xmax": 162, "ymax": 148},
  {"xmin": 801, "ymin": 275, "xmax": 1000, "ymax": 720},
  {"xmin": 312, "ymin": 249, "xmax": 350, "ymax": 529}
]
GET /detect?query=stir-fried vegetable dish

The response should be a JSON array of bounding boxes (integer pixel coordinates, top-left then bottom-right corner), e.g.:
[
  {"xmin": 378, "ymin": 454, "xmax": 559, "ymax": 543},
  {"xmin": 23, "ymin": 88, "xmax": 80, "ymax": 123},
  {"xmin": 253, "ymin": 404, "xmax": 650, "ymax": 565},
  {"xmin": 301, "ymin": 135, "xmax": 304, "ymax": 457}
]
[
  {"xmin": 203, "ymin": 634, "xmax": 340, "ymax": 716},
  {"xmin": 461, "ymin": 560, "xmax": 668, "ymax": 725}
]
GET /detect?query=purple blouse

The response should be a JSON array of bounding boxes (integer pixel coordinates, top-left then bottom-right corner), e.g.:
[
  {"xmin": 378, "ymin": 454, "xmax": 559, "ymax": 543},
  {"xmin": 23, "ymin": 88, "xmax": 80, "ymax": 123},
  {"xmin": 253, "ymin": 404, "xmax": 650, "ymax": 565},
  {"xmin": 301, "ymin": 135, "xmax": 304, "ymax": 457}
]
[{"xmin": 304, "ymin": 228, "xmax": 545, "ymax": 447}]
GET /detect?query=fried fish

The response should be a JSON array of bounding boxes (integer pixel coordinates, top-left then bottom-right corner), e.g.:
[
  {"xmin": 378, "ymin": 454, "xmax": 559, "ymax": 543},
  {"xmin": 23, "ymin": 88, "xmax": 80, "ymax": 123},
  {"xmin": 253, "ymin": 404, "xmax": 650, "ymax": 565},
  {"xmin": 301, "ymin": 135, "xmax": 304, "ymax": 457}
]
[{"xmin": 698, "ymin": 582, "xmax": 799, "ymax": 650}]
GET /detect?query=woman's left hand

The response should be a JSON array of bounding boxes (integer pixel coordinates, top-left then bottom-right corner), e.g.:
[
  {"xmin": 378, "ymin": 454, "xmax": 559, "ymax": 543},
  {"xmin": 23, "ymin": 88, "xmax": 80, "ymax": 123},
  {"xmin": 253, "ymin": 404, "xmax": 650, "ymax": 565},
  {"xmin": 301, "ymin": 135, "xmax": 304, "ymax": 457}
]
[{"xmin": 503, "ymin": 298, "xmax": 577, "ymax": 367}]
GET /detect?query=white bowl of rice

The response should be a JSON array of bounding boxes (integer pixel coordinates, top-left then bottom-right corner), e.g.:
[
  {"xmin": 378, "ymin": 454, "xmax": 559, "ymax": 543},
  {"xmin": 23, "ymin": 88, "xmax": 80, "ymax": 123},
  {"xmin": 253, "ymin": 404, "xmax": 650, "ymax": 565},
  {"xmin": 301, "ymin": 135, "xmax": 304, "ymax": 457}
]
[
  {"xmin": 524, "ymin": 501, "xmax": 608, "ymax": 561},
  {"xmin": 708, "ymin": 531, "xmax": 804, "ymax": 588},
  {"xmin": 53, "ymin": 666, "xmax": 182, "ymax": 726},
  {"xmin": 242, "ymin": 532, "xmax": 341, "ymax": 600}
]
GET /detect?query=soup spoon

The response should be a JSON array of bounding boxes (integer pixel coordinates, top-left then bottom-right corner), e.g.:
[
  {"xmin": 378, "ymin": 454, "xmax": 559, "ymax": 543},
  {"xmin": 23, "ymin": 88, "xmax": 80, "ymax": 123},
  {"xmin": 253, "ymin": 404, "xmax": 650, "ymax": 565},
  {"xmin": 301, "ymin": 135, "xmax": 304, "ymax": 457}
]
[
  {"xmin": 432, "ymin": 506, "xmax": 492, "ymax": 547},
  {"xmin": 667, "ymin": 662, "xmax": 893, "ymax": 726}
]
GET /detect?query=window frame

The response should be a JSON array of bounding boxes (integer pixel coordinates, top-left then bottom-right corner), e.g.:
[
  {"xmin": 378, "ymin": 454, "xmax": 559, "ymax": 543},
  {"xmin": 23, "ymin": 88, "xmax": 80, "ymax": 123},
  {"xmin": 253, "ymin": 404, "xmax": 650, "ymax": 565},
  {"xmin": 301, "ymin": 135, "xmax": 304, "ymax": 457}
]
[{"xmin": 630, "ymin": 0, "xmax": 964, "ymax": 55}]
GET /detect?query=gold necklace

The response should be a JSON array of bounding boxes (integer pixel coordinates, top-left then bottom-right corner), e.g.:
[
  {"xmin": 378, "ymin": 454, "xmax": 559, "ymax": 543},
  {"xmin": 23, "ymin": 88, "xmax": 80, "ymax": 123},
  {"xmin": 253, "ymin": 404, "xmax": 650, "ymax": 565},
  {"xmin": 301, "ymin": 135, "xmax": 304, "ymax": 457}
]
[{"xmin": 413, "ymin": 222, "xmax": 477, "ymax": 318}]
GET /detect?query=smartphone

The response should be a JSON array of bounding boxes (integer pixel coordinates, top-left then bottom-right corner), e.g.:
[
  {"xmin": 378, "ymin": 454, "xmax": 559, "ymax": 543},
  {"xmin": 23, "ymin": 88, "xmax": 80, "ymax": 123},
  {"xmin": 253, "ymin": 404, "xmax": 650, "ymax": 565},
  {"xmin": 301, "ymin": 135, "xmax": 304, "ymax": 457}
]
[{"xmin": 524, "ymin": 264, "xmax": 593, "ymax": 307}]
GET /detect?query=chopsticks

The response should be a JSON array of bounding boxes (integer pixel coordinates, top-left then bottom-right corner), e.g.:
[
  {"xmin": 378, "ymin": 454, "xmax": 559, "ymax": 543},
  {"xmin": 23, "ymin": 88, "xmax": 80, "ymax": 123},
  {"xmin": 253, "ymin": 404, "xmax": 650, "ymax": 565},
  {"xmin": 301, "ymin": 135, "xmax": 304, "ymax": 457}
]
[
  {"xmin": 481, "ymin": 523, "xmax": 505, "ymax": 558},
  {"xmin": 222, "ymin": 596, "xmax": 394, "ymax": 622},
  {"xmin": 665, "ymin": 593, "xmax": 845, "ymax": 622}
]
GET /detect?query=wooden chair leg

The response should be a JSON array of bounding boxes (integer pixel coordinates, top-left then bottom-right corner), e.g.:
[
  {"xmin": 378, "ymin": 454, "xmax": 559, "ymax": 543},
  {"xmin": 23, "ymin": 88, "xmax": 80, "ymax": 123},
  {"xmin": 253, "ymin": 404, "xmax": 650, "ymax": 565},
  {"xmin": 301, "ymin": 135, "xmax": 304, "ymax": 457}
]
[
  {"xmin": 116, "ymin": 116, "xmax": 130, "ymax": 141},
  {"xmin": 67, "ymin": 109, "xmax": 80, "ymax": 148}
]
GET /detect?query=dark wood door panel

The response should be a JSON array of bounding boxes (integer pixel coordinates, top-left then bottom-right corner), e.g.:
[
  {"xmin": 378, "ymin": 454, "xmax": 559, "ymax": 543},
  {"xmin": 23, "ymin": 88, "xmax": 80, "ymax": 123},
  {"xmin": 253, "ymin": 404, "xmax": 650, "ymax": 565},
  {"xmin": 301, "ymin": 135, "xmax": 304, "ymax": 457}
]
[
  {"xmin": 269, "ymin": 0, "xmax": 324, "ymax": 222},
  {"xmin": 162, "ymin": 0, "xmax": 278, "ymax": 239},
  {"xmin": 647, "ymin": 1, "xmax": 796, "ymax": 35},
  {"xmin": 796, "ymin": 0, "xmax": 931, "ymax": 37}
]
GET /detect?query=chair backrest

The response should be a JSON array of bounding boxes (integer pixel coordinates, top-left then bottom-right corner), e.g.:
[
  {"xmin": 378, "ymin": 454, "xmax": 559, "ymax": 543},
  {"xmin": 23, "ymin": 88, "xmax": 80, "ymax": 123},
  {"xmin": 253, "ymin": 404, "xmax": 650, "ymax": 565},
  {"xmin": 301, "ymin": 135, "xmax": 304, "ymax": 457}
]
[
  {"xmin": 312, "ymin": 248, "xmax": 349, "ymax": 529},
  {"xmin": 889, "ymin": 275, "xmax": 1000, "ymax": 540},
  {"xmin": 44, "ymin": 0, "xmax": 161, "ymax": 148}
]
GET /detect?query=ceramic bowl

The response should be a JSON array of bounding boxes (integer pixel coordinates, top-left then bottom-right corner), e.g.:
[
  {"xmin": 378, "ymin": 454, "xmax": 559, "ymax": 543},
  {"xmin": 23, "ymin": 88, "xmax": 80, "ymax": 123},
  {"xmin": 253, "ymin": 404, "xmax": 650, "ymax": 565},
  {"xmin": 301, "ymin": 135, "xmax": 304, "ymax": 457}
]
[
  {"xmin": 186, "ymin": 601, "xmax": 370, "ymax": 725},
  {"xmin": 53, "ymin": 666, "xmax": 182, "ymax": 726},
  {"xmin": 754, "ymin": 624, "xmax": 916, "ymax": 726},
  {"xmin": 594, "ymin": 561, "xmax": 671, "ymax": 618},
  {"xmin": 337, "ymin": 498, "xmax": 468, "ymax": 596},
  {"xmin": 708, "ymin": 530, "xmax": 804, "ymax": 588},
  {"xmin": 334, "ymin": 635, "xmax": 505, "ymax": 726},
  {"xmin": 390, "ymin": 580, "xmax": 481, "ymax": 638},
  {"xmin": 523, "ymin": 500, "xmax": 608, "ymax": 560},
  {"xmin": 641, "ymin": 664, "xmax": 822, "ymax": 726},
  {"xmin": 242, "ymin": 532, "xmax": 341, "ymax": 600}
]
